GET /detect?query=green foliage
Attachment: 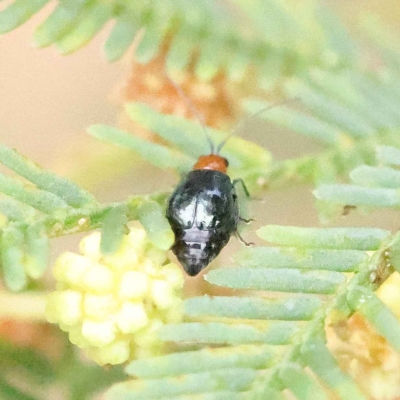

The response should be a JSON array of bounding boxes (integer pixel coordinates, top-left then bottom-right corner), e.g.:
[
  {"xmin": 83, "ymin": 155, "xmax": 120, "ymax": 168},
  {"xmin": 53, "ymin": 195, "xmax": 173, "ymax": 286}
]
[
  {"xmin": 377, "ymin": 145, "xmax": 400, "ymax": 165},
  {"xmin": 0, "ymin": 0, "xmax": 355, "ymax": 86},
  {"xmin": 100, "ymin": 204, "xmax": 129, "ymax": 254},
  {"xmin": 2, "ymin": 226, "xmax": 27, "ymax": 291},
  {"xmin": 314, "ymin": 145, "xmax": 400, "ymax": 217},
  {"xmin": 234, "ymin": 247, "xmax": 367, "ymax": 271},
  {"xmin": 0, "ymin": 144, "xmax": 170, "ymax": 291},
  {"xmin": 159, "ymin": 322, "xmax": 297, "ymax": 346},
  {"xmin": 0, "ymin": 145, "xmax": 91, "ymax": 290},
  {"xmin": 245, "ymin": 65, "xmax": 400, "ymax": 197},
  {"xmin": 108, "ymin": 369, "xmax": 255, "ymax": 399},
  {"xmin": 0, "ymin": 145, "xmax": 96, "ymax": 208},
  {"xmin": 137, "ymin": 201, "xmax": 175, "ymax": 251},
  {"xmin": 89, "ymin": 102, "xmax": 272, "ymax": 192},
  {"xmin": 0, "ymin": 0, "xmax": 49, "ymax": 34},
  {"xmin": 88, "ymin": 123, "xmax": 193, "ymax": 173},
  {"xmin": 206, "ymin": 267, "xmax": 346, "ymax": 294},
  {"xmin": 107, "ymin": 226, "xmax": 400, "ymax": 399},
  {"xmin": 184, "ymin": 296, "xmax": 321, "ymax": 321}
]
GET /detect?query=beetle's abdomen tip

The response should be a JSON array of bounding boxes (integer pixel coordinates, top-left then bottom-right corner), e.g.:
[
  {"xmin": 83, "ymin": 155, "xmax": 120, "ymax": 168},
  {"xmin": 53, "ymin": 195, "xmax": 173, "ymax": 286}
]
[
  {"xmin": 179, "ymin": 257, "xmax": 207, "ymax": 276},
  {"xmin": 185, "ymin": 266, "xmax": 202, "ymax": 277}
]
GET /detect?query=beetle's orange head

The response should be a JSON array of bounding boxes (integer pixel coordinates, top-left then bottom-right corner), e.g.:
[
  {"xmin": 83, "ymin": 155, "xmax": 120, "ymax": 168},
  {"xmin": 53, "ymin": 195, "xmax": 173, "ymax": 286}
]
[{"xmin": 193, "ymin": 154, "xmax": 229, "ymax": 173}]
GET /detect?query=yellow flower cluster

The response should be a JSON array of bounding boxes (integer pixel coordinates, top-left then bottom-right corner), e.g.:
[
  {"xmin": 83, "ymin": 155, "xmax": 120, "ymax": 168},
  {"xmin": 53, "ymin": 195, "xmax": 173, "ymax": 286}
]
[{"xmin": 46, "ymin": 226, "xmax": 183, "ymax": 365}]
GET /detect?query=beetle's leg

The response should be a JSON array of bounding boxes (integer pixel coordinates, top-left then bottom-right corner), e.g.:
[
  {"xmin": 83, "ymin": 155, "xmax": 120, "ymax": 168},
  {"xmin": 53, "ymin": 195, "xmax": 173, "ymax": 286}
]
[
  {"xmin": 239, "ymin": 216, "xmax": 255, "ymax": 224},
  {"xmin": 234, "ymin": 179, "xmax": 255, "ymax": 223},
  {"xmin": 236, "ymin": 231, "xmax": 254, "ymax": 246},
  {"xmin": 233, "ymin": 178, "xmax": 250, "ymax": 198}
]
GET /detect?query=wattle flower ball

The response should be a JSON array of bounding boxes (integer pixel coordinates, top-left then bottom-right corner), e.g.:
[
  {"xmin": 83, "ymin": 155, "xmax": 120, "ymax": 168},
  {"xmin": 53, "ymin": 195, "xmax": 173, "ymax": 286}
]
[{"xmin": 46, "ymin": 226, "xmax": 183, "ymax": 365}]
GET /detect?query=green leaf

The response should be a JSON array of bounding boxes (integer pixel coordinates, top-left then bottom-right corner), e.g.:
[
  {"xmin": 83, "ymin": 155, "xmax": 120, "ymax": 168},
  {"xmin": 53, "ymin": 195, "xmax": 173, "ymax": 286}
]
[
  {"xmin": 377, "ymin": 145, "xmax": 400, "ymax": 166},
  {"xmin": 33, "ymin": 1, "xmax": 91, "ymax": 47},
  {"xmin": 234, "ymin": 247, "xmax": 366, "ymax": 272},
  {"xmin": 350, "ymin": 165, "xmax": 400, "ymax": 188},
  {"xmin": 206, "ymin": 268, "xmax": 345, "ymax": 294},
  {"xmin": 302, "ymin": 336, "xmax": 366, "ymax": 400},
  {"xmin": 56, "ymin": 2, "xmax": 114, "ymax": 54},
  {"xmin": 105, "ymin": 368, "xmax": 255, "ymax": 399},
  {"xmin": 348, "ymin": 287, "xmax": 400, "ymax": 352},
  {"xmin": 135, "ymin": 19, "xmax": 167, "ymax": 64},
  {"xmin": 0, "ymin": 173, "xmax": 69, "ymax": 214},
  {"xmin": 100, "ymin": 204, "xmax": 128, "ymax": 255},
  {"xmin": 105, "ymin": 15, "xmax": 139, "ymax": 62},
  {"xmin": 244, "ymin": 98, "xmax": 339, "ymax": 144},
  {"xmin": 158, "ymin": 321, "xmax": 298, "ymax": 345},
  {"xmin": 305, "ymin": 69, "xmax": 397, "ymax": 129},
  {"xmin": 279, "ymin": 363, "xmax": 329, "ymax": 400},
  {"xmin": 257, "ymin": 226, "xmax": 390, "ymax": 250},
  {"xmin": 24, "ymin": 224, "xmax": 49, "ymax": 279},
  {"xmin": 137, "ymin": 201, "xmax": 174, "ymax": 251},
  {"xmin": 0, "ymin": 198, "xmax": 37, "ymax": 221},
  {"xmin": 125, "ymin": 103, "xmax": 209, "ymax": 160},
  {"xmin": 0, "ymin": 0, "xmax": 49, "ymax": 34},
  {"xmin": 1, "ymin": 227, "xmax": 26, "ymax": 291},
  {"xmin": 0, "ymin": 145, "xmax": 96, "ymax": 208},
  {"xmin": 316, "ymin": 7, "xmax": 356, "ymax": 61},
  {"xmin": 88, "ymin": 124, "xmax": 192, "ymax": 172},
  {"xmin": 126, "ymin": 345, "xmax": 274, "ymax": 378},
  {"xmin": 314, "ymin": 184, "xmax": 400, "ymax": 209},
  {"xmin": 166, "ymin": 36, "xmax": 195, "ymax": 72},
  {"xmin": 285, "ymin": 79, "xmax": 375, "ymax": 138},
  {"xmin": 184, "ymin": 295, "xmax": 322, "ymax": 320},
  {"xmin": 347, "ymin": 71, "xmax": 400, "ymax": 125}
]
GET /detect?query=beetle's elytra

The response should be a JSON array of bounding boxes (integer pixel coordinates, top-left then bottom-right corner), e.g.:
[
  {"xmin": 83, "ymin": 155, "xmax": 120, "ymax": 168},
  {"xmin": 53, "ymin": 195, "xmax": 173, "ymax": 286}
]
[{"xmin": 166, "ymin": 154, "xmax": 241, "ymax": 276}]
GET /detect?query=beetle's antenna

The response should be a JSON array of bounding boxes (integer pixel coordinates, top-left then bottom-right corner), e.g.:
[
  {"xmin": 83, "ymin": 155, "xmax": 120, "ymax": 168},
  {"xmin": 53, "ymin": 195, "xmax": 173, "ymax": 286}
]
[
  {"xmin": 165, "ymin": 74, "xmax": 215, "ymax": 154},
  {"xmin": 215, "ymin": 97, "xmax": 299, "ymax": 154}
]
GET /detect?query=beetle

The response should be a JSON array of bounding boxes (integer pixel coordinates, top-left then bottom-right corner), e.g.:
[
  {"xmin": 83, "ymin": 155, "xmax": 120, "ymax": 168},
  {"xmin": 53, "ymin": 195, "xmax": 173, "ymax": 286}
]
[
  {"xmin": 164, "ymin": 77, "xmax": 289, "ymax": 276},
  {"xmin": 166, "ymin": 143, "xmax": 251, "ymax": 276}
]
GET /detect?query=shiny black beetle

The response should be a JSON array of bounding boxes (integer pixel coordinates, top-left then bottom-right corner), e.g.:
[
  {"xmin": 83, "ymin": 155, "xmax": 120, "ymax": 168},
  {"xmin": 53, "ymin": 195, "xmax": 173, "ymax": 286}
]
[
  {"xmin": 166, "ymin": 153, "xmax": 249, "ymax": 276},
  {"xmin": 164, "ymin": 78, "xmax": 292, "ymax": 275}
]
